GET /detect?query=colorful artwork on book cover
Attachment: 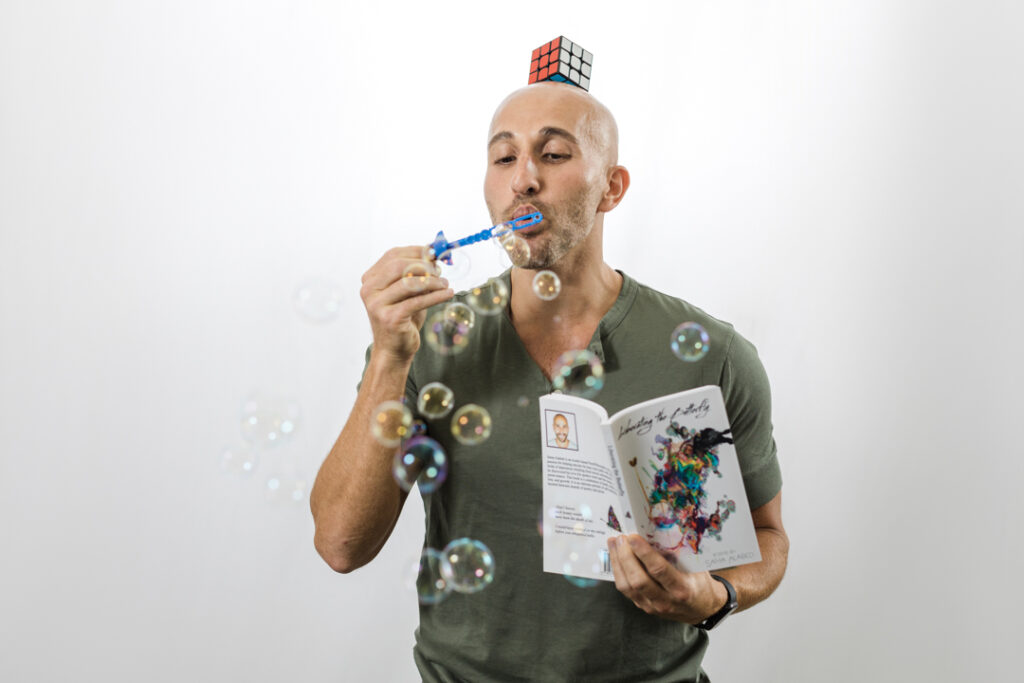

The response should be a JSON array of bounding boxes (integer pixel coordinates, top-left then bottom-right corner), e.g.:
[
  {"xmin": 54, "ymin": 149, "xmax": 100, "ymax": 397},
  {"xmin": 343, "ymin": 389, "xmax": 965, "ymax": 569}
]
[{"xmin": 631, "ymin": 421, "xmax": 739, "ymax": 557}]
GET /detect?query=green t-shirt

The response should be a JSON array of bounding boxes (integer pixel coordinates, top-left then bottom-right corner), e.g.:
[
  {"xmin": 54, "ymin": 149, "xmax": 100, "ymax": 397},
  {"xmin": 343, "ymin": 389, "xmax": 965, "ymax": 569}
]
[{"xmin": 381, "ymin": 270, "xmax": 781, "ymax": 682}]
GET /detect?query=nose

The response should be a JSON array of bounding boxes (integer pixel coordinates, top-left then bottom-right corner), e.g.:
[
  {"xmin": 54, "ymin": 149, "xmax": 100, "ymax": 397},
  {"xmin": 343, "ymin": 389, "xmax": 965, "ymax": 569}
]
[{"xmin": 511, "ymin": 157, "xmax": 540, "ymax": 196}]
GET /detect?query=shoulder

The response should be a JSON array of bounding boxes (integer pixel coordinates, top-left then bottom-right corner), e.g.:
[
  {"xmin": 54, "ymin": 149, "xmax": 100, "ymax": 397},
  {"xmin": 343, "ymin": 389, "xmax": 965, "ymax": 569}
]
[{"xmin": 624, "ymin": 274, "xmax": 741, "ymax": 355}]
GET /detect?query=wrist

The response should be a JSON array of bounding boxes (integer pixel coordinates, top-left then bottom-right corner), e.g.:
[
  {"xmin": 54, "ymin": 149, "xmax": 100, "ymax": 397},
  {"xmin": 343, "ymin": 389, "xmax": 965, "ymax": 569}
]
[
  {"xmin": 705, "ymin": 576, "xmax": 729, "ymax": 619},
  {"xmin": 362, "ymin": 350, "xmax": 414, "ymax": 399},
  {"xmin": 367, "ymin": 347, "xmax": 415, "ymax": 376},
  {"xmin": 695, "ymin": 575, "xmax": 738, "ymax": 631}
]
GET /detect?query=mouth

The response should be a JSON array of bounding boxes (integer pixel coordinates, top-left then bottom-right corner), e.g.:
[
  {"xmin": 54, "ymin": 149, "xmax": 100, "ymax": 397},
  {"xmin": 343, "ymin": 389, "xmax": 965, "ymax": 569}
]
[
  {"xmin": 510, "ymin": 204, "xmax": 543, "ymax": 235},
  {"xmin": 512, "ymin": 204, "xmax": 538, "ymax": 220}
]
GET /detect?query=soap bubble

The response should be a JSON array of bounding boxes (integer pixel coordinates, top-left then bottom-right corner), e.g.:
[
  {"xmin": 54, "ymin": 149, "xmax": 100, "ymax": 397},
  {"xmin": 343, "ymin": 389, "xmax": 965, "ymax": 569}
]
[
  {"xmin": 451, "ymin": 404, "xmax": 492, "ymax": 445},
  {"xmin": 497, "ymin": 234, "xmax": 531, "ymax": 267},
  {"xmin": 516, "ymin": 395, "xmax": 530, "ymax": 408},
  {"xmin": 562, "ymin": 549, "xmax": 602, "ymax": 588},
  {"xmin": 466, "ymin": 278, "xmax": 509, "ymax": 316},
  {"xmin": 491, "ymin": 222, "xmax": 514, "ymax": 241},
  {"xmin": 392, "ymin": 436, "xmax": 448, "ymax": 493},
  {"xmin": 417, "ymin": 381, "xmax": 455, "ymax": 418},
  {"xmin": 241, "ymin": 393, "xmax": 300, "ymax": 447},
  {"xmin": 532, "ymin": 271, "xmax": 561, "ymax": 300},
  {"xmin": 424, "ymin": 310, "xmax": 471, "ymax": 356},
  {"xmin": 371, "ymin": 400, "xmax": 413, "ymax": 447},
  {"xmin": 293, "ymin": 278, "xmax": 344, "ymax": 323},
  {"xmin": 264, "ymin": 471, "xmax": 307, "ymax": 504},
  {"xmin": 220, "ymin": 444, "xmax": 258, "ymax": 476},
  {"xmin": 402, "ymin": 261, "xmax": 436, "ymax": 292},
  {"xmin": 410, "ymin": 419, "xmax": 428, "ymax": 437},
  {"xmin": 564, "ymin": 573, "xmax": 600, "ymax": 589},
  {"xmin": 444, "ymin": 301, "xmax": 476, "ymax": 330},
  {"xmin": 670, "ymin": 322, "xmax": 710, "ymax": 362},
  {"xmin": 438, "ymin": 249, "xmax": 471, "ymax": 283},
  {"xmin": 441, "ymin": 538, "xmax": 495, "ymax": 593},
  {"xmin": 411, "ymin": 548, "xmax": 452, "ymax": 605},
  {"xmin": 551, "ymin": 350, "xmax": 605, "ymax": 399}
]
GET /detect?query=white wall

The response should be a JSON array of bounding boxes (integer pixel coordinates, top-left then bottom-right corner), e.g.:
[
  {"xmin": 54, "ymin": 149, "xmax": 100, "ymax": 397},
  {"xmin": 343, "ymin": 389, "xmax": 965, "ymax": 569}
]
[{"xmin": 2, "ymin": 1, "xmax": 1021, "ymax": 681}]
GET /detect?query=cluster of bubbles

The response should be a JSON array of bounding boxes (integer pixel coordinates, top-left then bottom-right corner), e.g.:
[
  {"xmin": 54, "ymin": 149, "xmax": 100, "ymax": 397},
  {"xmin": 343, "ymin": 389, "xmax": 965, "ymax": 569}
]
[
  {"xmin": 670, "ymin": 322, "xmax": 710, "ymax": 362},
  {"xmin": 408, "ymin": 538, "xmax": 496, "ymax": 605},
  {"xmin": 287, "ymin": 234, "xmax": 723, "ymax": 602},
  {"xmin": 368, "ymin": 388, "xmax": 493, "ymax": 495},
  {"xmin": 220, "ymin": 392, "xmax": 308, "ymax": 506}
]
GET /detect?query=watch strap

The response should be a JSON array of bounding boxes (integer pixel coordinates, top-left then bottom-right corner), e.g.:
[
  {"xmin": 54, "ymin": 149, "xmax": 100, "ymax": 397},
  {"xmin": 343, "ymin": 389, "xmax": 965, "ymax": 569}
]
[{"xmin": 696, "ymin": 575, "xmax": 738, "ymax": 631}]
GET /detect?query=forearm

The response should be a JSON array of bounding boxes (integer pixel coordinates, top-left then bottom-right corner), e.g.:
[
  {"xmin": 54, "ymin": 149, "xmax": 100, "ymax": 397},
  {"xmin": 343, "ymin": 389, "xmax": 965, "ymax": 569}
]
[
  {"xmin": 716, "ymin": 524, "xmax": 789, "ymax": 613},
  {"xmin": 310, "ymin": 350, "xmax": 414, "ymax": 573}
]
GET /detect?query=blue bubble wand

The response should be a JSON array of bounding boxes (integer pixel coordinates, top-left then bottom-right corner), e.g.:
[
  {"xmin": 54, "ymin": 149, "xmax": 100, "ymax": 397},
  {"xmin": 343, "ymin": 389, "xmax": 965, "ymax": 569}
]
[{"xmin": 427, "ymin": 212, "xmax": 542, "ymax": 264}]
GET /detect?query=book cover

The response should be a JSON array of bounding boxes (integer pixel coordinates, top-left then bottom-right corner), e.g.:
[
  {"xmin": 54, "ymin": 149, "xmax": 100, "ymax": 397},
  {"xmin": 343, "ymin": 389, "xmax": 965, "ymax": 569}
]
[{"xmin": 540, "ymin": 386, "xmax": 761, "ymax": 582}]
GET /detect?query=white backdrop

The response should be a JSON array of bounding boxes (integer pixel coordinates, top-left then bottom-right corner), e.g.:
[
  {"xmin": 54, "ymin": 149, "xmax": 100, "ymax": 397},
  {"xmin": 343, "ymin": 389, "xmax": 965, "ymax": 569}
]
[{"xmin": 2, "ymin": 1, "xmax": 1022, "ymax": 681}]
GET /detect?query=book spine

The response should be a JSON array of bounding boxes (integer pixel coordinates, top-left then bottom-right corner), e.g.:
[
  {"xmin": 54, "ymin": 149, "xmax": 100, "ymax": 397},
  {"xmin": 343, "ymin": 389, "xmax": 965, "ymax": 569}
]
[{"xmin": 601, "ymin": 422, "xmax": 637, "ymax": 534}]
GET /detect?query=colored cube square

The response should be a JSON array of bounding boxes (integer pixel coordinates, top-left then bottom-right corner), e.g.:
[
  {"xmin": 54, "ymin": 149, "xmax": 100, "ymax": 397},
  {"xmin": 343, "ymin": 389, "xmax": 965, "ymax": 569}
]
[{"xmin": 526, "ymin": 35, "xmax": 593, "ymax": 91}]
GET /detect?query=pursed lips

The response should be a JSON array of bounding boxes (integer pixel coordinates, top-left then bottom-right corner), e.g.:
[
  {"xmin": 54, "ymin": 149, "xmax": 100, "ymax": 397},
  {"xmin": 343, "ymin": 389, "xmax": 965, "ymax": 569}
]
[{"xmin": 511, "ymin": 204, "xmax": 543, "ymax": 235}]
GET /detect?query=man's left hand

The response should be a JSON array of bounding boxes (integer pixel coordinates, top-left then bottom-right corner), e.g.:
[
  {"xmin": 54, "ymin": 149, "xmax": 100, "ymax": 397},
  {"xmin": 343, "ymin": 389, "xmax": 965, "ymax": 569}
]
[{"xmin": 607, "ymin": 534, "xmax": 727, "ymax": 624}]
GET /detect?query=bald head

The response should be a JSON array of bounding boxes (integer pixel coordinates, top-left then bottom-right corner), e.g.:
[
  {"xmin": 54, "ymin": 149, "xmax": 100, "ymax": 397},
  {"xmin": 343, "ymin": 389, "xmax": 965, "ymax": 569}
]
[{"xmin": 488, "ymin": 82, "xmax": 619, "ymax": 170}]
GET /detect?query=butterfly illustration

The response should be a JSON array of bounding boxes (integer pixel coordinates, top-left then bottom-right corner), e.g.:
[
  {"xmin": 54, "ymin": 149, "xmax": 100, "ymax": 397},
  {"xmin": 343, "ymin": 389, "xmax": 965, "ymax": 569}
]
[{"xmin": 606, "ymin": 505, "xmax": 622, "ymax": 532}]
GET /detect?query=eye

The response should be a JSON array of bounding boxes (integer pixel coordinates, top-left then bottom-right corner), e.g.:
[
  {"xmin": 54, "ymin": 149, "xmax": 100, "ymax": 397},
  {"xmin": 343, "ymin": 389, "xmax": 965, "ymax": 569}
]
[
  {"xmin": 494, "ymin": 155, "xmax": 515, "ymax": 165},
  {"xmin": 543, "ymin": 152, "xmax": 570, "ymax": 162}
]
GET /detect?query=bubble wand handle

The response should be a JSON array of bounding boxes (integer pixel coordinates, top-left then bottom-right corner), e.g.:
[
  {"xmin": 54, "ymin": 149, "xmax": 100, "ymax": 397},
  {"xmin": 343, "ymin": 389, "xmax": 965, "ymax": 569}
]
[{"xmin": 429, "ymin": 212, "xmax": 542, "ymax": 263}]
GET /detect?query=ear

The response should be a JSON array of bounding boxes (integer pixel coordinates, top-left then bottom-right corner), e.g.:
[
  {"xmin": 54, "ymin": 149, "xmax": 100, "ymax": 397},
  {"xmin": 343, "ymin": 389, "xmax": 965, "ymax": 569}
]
[{"xmin": 597, "ymin": 165, "xmax": 630, "ymax": 213}]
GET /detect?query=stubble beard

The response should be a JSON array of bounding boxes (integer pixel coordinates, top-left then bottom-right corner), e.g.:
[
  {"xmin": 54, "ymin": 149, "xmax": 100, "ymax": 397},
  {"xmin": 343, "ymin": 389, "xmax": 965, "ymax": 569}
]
[{"xmin": 518, "ymin": 189, "xmax": 602, "ymax": 270}]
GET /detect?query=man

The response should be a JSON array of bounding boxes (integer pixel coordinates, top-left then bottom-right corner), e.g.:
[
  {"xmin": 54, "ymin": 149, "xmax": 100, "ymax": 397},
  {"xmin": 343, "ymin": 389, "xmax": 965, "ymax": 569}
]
[
  {"xmin": 548, "ymin": 412, "xmax": 575, "ymax": 449},
  {"xmin": 311, "ymin": 81, "xmax": 788, "ymax": 681}
]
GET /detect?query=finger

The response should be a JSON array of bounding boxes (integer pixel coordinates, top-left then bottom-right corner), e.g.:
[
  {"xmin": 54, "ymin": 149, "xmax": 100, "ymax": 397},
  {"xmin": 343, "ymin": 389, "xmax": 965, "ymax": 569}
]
[
  {"xmin": 387, "ymin": 285, "xmax": 455, "ymax": 323},
  {"xmin": 361, "ymin": 247, "xmax": 440, "ymax": 291},
  {"xmin": 607, "ymin": 537, "xmax": 634, "ymax": 597},
  {"xmin": 625, "ymin": 535, "xmax": 685, "ymax": 594},
  {"xmin": 612, "ymin": 535, "xmax": 666, "ymax": 604},
  {"xmin": 368, "ymin": 268, "xmax": 450, "ymax": 310}
]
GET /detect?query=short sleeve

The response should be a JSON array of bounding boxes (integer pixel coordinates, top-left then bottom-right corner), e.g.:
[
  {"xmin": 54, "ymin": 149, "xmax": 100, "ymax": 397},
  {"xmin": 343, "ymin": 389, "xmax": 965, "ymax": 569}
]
[{"xmin": 720, "ymin": 333, "xmax": 782, "ymax": 510}]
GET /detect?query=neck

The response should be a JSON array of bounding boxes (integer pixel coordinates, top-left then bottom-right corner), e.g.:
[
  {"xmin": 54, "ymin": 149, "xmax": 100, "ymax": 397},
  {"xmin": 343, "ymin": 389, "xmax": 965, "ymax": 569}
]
[{"xmin": 508, "ymin": 225, "xmax": 622, "ymax": 326}]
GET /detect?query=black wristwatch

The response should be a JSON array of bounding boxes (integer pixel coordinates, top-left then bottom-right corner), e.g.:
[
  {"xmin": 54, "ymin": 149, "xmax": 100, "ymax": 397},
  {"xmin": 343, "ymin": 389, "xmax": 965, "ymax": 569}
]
[{"xmin": 696, "ymin": 575, "xmax": 738, "ymax": 631}]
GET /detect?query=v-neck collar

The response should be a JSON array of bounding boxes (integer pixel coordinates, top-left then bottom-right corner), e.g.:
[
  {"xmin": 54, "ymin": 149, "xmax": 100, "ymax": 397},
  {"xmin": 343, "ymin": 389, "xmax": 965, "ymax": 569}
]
[{"xmin": 496, "ymin": 267, "xmax": 639, "ymax": 370}]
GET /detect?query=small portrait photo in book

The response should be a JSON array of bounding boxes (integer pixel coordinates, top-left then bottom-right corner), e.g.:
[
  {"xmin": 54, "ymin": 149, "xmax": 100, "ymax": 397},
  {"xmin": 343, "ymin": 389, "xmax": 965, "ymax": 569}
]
[{"xmin": 544, "ymin": 409, "xmax": 579, "ymax": 451}]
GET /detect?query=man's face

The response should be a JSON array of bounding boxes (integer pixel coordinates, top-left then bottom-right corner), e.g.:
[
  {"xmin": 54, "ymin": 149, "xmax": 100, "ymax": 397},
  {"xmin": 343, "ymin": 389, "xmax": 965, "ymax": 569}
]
[
  {"xmin": 484, "ymin": 85, "xmax": 610, "ymax": 269},
  {"xmin": 553, "ymin": 415, "xmax": 570, "ymax": 444}
]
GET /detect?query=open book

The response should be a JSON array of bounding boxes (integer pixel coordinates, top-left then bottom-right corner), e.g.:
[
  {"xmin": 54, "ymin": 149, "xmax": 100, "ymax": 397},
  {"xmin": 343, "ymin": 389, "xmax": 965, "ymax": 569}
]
[{"xmin": 540, "ymin": 385, "xmax": 761, "ymax": 582}]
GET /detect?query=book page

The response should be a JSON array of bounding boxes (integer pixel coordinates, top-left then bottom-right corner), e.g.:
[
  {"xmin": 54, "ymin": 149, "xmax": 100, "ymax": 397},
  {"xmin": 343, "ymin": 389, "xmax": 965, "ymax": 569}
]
[
  {"xmin": 608, "ymin": 386, "xmax": 762, "ymax": 573},
  {"xmin": 539, "ymin": 393, "xmax": 634, "ymax": 583}
]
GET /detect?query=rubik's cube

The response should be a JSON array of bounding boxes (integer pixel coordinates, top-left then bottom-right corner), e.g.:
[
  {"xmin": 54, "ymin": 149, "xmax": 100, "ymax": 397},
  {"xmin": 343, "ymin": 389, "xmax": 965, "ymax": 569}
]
[{"xmin": 528, "ymin": 36, "xmax": 593, "ymax": 91}]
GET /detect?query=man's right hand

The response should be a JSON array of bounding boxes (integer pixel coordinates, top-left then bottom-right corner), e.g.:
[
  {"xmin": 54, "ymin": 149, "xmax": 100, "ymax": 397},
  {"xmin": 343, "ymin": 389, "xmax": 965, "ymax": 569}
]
[{"xmin": 359, "ymin": 246, "xmax": 455, "ymax": 363}]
